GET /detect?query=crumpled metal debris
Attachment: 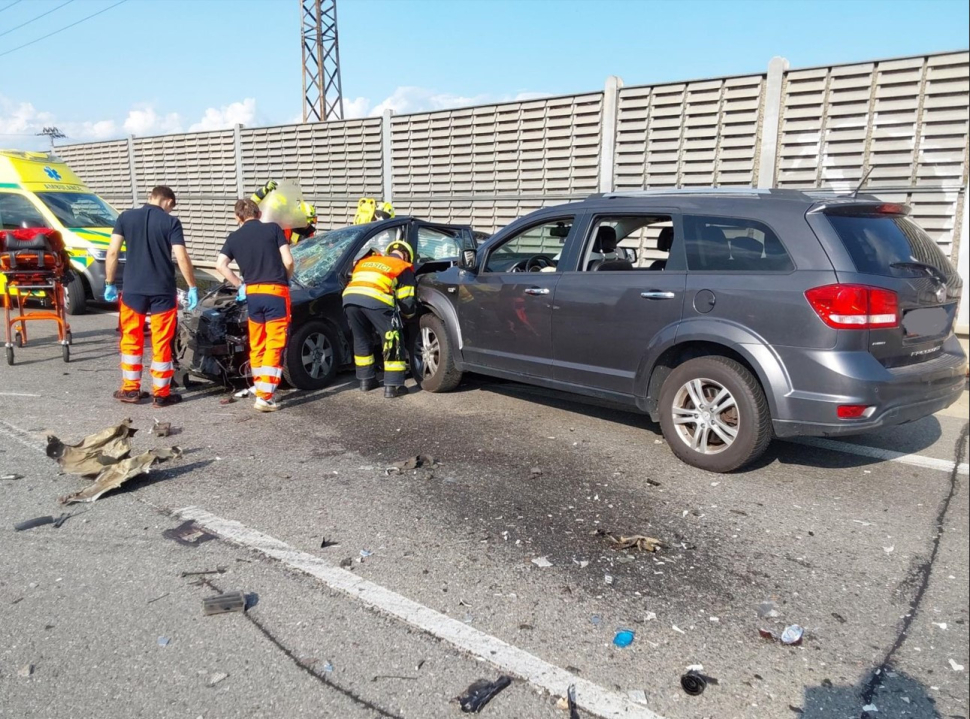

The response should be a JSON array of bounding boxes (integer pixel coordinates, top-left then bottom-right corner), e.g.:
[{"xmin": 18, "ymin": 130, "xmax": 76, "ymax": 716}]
[
  {"xmin": 151, "ymin": 419, "xmax": 173, "ymax": 437},
  {"xmin": 203, "ymin": 591, "xmax": 246, "ymax": 616},
  {"xmin": 46, "ymin": 419, "xmax": 137, "ymax": 476},
  {"xmin": 162, "ymin": 520, "xmax": 215, "ymax": 547},
  {"xmin": 458, "ymin": 675, "xmax": 512, "ymax": 713},
  {"xmin": 593, "ymin": 528, "xmax": 663, "ymax": 552},
  {"xmin": 386, "ymin": 455, "xmax": 439, "ymax": 475},
  {"xmin": 59, "ymin": 447, "xmax": 182, "ymax": 504}
]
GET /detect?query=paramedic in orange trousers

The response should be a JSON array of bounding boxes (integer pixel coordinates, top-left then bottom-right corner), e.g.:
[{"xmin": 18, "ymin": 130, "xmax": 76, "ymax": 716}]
[
  {"xmin": 215, "ymin": 199, "xmax": 295, "ymax": 413},
  {"xmin": 105, "ymin": 186, "xmax": 198, "ymax": 407}
]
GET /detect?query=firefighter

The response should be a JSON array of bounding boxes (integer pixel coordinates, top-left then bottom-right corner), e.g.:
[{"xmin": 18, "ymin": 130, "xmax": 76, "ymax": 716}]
[
  {"xmin": 215, "ymin": 199, "xmax": 295, "ymax": 412},
  {"xmin": 251, "ymin": 180, "xmax": 315, "ymax": 244},
  {"xmin": 342, "ymin": 240, "xmax": 416, "ymax": 398},
  {"xmin": 353, "ymin": 197, "xmax": 395, "ymax": 225},
  {"xmin": 104, "ymin": 186, "xmax": 199, "ymax": 407}
]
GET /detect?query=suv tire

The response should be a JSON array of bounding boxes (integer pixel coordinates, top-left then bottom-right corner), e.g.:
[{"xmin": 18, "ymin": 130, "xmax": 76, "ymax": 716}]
[
  {"xmin": 658, "ymin": 356, "xmax": 771, "ymax": 472},
  {"xmin": 410, "ymin": 313, "xmax": 462, "ymax": 393},
  {"xmin": 283, "ymin": 321, "xmax": 339, "ymax": 390},
  {"xmin": 64, "ymin": 273, "xmax": 88, "ymax": 315}
]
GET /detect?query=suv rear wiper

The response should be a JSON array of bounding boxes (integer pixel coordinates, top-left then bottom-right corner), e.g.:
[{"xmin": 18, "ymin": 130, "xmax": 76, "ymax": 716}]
[{"xmin": 890, "ymin": 261, "xmax": 948, "ymax": 285}]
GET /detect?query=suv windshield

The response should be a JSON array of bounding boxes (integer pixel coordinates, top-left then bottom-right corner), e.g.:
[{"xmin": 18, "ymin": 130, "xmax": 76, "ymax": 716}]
[
  {"xmin": 825, "ymin": 213, "xmax": 954, "ymax": 281},
  {"xmin": 36, "ymin": 192, "xmax": 118, "ymax": 228},
  {"xmin": 292, "ymin": 225, "xmax": 367, "ymax": 287}
]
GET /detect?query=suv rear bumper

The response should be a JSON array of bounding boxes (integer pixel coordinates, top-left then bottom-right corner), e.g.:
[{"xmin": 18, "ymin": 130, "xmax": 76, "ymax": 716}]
[{"xmin": 770, "ymin": 336, "xmax": 967, "ymax": 439}]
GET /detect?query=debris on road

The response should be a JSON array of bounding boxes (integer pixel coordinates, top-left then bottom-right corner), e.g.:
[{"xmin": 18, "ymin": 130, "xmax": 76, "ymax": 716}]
[
  {"xmin": 593, "ymin": 528, "xmax": 662, "ymax": 552},
  {"xmin": 531, "ymin": 556, "xmax": 553, "ymax": 568},
  {"xmin": 613, "ymin": 629, "xmax": 635, "ymax": 647},
  {"xmin": 950, "ymin": 658, "xmax": 965, "ymax": 671},
  {"xmin": 590, "ymin": 615, "xmax": 602, "ymax": 626},
  {"xmin": 323, "ymin": 661, "xmax": 335, "ymax": 673},
  {"xmin": 46, "ymin": 419, "xmax": 137, "ymax": 476},
  {"xmin": 162, "ymin": 521, "xmax": 216, "ymax": 547},
  {"xmin": 604, "ymin": 574, "xmax": 614, "ymax": 585},
  {"xmin": 758, "ymin": 601, "xmax": 780, "ymax": 619},
  {"xmin": 60, "ymin": 447, "xmax": 182, "ymax": 504},
  {"xmin": 207, "ymin": 672, "xmax": 229, "ymax": 687},
  {"xmin": 681, "ymin": 670, "xmax": 707, "ymax": 695},
  {"xmin": 180, "ymin": 567, "xmax": 227, "ymax": 578},
  {"xmin": 883, "ymin": 545, "xmax": 894, "ymax": 554},
  {"xmin": 458, "ymin": 675, "xmax": 513, "ymax": 713},
  {"xmin": 52, "ymin": 512, "xmax": 73, "ymax": 528},
  {"xmin": 1, "ymin": 473, "xmax": 25, "ymax": 480},
  {"xmin": 781, "ymin": 625, "xmax": 804, "ymax": 646},
  {"xmin": 157, "ymin": 636, "xmax": 171, "ymax": 647},
  {"xmin": 147, "ymin": 593, "xmax": 170, "ymax": 605},
  {"xmin": 219, "ymin": 397, "xmax": 236, "ymax": 405},
  {"xmin": 672, "ymin": 625, "xmax": 686, "ymax": 635},
  {"xmin": 530, "ymin": 467, "xmax": 542, "ymax": 476},
  {"xmin": 320, "ymin": 538, "xmax": 339, "ymax": 548},
  {"xmin": 932, "ymin": 622, "xmax": 947, "ymax": 631},
  {"xmin": 13, "ymin": 515, "xmax": 55, "ymax": 531},
  {"xmin": 360, "ymin": 549, "xmax": 374, "ymax": 558},
  {"xmin": 386, "ymin": 455, "xmax": 440, "ymax": 475},
  {"xmin": 151, "ymin": 419, "xmax": 174, "ymax": 437},
  {"xmin": 203, "ymin": 591, "xmax": 247, "ymax": 616},
  {"xmin": 627, "ymin": 689, "xmax": 648, "ymax": 705},
  {"xmin": 566, "ymin": 684, "xmax": 580, "ymax": 719},
  {"xmin": 233, "ymin": 387, "xmax": 252, "ymax": 398},
  {"xmin": 862, "ymin": 704, "xmax": 878, "ymax": 713},
  {"xmin": 18, "ymin": 664, "xmax": 34, "ymax": 678}
]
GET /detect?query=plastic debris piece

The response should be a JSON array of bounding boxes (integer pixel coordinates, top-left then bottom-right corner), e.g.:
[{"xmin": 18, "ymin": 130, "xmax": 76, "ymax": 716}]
[
  {"xmin": 949, "ymin": 659, "xmax": 965, "ymax": 671},
  {"xmin": 360, "ymin": 549, "xmax": 374, "ymax": 558},
  {"xmin": 14, "ymin": 516, "xmax": 55, "ymax": 531},
  {"xmin": 613, "ymin": 630, "xmax": 635, "ymax": 648},
  {"xmin": 862, "ymin": 704, "xmax": 877, "ymax": 713},
  {"xmin": 681, "ymin": 671, "xmax": 707, "ymax": 695},
  {"xmin": 566, "ymin": 684, "xmax": 579, "ymax": 719},
  {"xmin": 758, "ymin": 601, "xmax": 780, "ymax": 619},
  {"xmin": 18, "ymin": 664, "xmax": 34, "ymax": 678},
  {"xmin": 759, "ymin": 628, "xmax": 776, "ymax": 640},
  {"xmin": 628, "ymin": 689, "xmax": 647, "ymax": 705},
  {"xmin": 531, "ymin": 556, "xmax": 552, "ymax": 568},
  {"xmin": 157, "ymin": 636, "xmax": 170, "ymax": 647},
  {"xmin": 458, "ymin": 675, "xmax": 513, "ymax": 713},
  {"xmin": 590, "ymin": 614, "xmax": 602, "ymax": 626},
  {"xmin": 672, "ymin": 625, "xmax": 686, "ymax": 634},
  {"xmin": 152, "ymin": 420, "xmax": 173, "ymax": 437},
  {"xmin": 163, "ymin": 521, "xmax": 216, "ymax": 547},
  {"xmin": 233, "ymin": 387, "xmax": 251, "ymax": 398},
  {"xmin": 686, "ymin": 664, "xmax": 704, "ymax": 672},
  {"xmin": 60, "ymin": 447, "xmax": 182, "ymax": 504},
  {"xmin": 883, "ymin": 546, "xmax": 894, "ymax": 554},
  {"xmin": 1, "ymin": 473, "xmax": 25, "ymax": 480},
  {"xmin": 323, "ymin": 662, "xmax": 334, "ymax": 673},
  {"xmin": 932, "ymin": 622, "xmax": 947, "ymax": 631},
  {"xmin": 208, "ymin": 672, "xmax": 229, "ymax": 687},
  {"xmin": 203, "ymin": 591, "xmax": 246, "ymax": 616},
  {"xmin": 781, "ymin": 624, "xmax": 804, "ymax": 645},
  {"xmin": 645, "ymin": 612, "xmax": 657, "ymax": 621},
  {"xmin": 604, "ymin": 574, "xmax": 614, "ymax": 585}
]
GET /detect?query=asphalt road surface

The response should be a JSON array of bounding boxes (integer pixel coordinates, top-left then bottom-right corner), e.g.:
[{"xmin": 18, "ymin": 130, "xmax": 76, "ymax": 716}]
[{"xmin": 2, "ymin": 308, "xmax": 968, "ymax": 719}]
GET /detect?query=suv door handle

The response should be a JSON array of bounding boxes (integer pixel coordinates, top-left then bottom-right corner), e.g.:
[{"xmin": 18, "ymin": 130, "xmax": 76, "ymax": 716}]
[
  {"xmin": 641, "ymin": 291, "xmax": 676, "ymax": 300},
  {"xmin": 524, "ymin": 287, "xmax": 550, "ymax": 296}
]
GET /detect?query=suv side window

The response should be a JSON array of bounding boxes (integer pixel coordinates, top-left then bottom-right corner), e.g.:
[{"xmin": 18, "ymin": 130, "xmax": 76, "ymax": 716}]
[
  {"xmin": 683, "ymin": 215, "xmax": 794, "ymax": 272},
  {"xmin": 416, "ymin": 227, "xmax": 461, "ymax": 262},
  {"xmin": 580, "ymin": 215, "xmax": 677, "ymax": 271},
  {"xmin": 0, "ymin": 193, "xmax": 48, "ymax": 230},
  {"xmin": 484, "ymin": 218, "xmax": 573, "ymax": 273}
]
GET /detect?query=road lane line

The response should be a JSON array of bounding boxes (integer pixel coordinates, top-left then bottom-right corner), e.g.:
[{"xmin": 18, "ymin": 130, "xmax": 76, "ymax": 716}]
[
  {"xmin": 0, "ymin": 392, "xmax": 41, "ymax": 397},
  {"xmin": 795, "ymin": 437, "xmax": 969, "ymax": 476},
  {"xmin": 0, "ymin": 420, "xmax": 46, "ymax": 454},
  {"xmin": 176, "ymin": 506, "xmax": 666, "ymax": 719}
]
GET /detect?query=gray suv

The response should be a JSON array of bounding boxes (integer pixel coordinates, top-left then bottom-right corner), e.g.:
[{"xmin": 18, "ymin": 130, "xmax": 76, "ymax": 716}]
[{"xmin": 411, "ymin": 189, "xmax": 967, "ymax": 472}]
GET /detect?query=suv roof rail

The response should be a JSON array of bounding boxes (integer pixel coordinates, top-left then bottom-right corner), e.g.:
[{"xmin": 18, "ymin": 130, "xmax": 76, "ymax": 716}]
[{"xmin": 598, "ymin": 188, "xmax": 770, "ymax": 199}]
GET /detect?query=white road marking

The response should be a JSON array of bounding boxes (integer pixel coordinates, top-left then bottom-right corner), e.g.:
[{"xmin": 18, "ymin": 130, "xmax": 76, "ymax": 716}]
[
  {"xmin": 0, "ymin": 392, "xmax": 41, "ymax": 397},
  {"xmin": 177, "ymin": 506, "xmax": 666, "ymax": 719},
  {"xmin": 796, "ymin": 437, "xmax": 969, "ymax": 476},
  {"xmin": 0, "ymin": 420, "xmax": 46, "ymax": 454}
]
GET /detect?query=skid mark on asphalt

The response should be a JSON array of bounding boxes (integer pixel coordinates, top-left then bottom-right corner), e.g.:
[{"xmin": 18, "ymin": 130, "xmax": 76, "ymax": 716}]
[
  {"xmin": 176, "ymin": 506, "xmax": 666, "ymax": 719},
  {"xmin": 795, "ymin": 436, "xmax": 969, "ymax": 475}
]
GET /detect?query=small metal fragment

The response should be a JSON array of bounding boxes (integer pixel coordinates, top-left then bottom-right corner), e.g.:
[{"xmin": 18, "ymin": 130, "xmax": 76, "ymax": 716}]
[
  {"xmin": 14, "ymin": 516, "xmax": 55, "ymax": 532},
  {"xmin": 203, "ymin": 591, "xmax": 246, "ymax": 616}
]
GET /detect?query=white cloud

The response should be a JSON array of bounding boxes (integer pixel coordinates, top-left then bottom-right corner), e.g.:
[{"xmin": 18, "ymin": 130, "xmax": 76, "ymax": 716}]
[
  {"xmin": 328, "ymin": 87, "xmax": 550, "ymax": 120},
  {"xmin": 188, "ymin": 98, "xmax": 256, "ymax": 132},
  {"xmin": 123, "ymin": 105, "xmax": 183, "ymax": 136},
  {"xmin": 342, "ymin": 96, "xmax": 371, "ymax": 119}
]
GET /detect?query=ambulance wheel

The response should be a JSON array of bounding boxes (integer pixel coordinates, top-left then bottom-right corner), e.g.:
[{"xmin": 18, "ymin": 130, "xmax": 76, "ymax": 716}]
[
  {"xmin": 14, "ymin": 331, "xmax": 23, "ymax": 348},
  {"xmin": 62, "ymin": 344, "xmax": 70, "ymax": 363},
  {"xmin": 283, "ymin": 322, "xmax": 338, "ymax": 390},
  {"xmin": 6, "ymin": 346, "xmax": 13, "ymax": 365},
  {"xmin": 64, "ymin": 274, "xmax": 88, "ymax": 316}
]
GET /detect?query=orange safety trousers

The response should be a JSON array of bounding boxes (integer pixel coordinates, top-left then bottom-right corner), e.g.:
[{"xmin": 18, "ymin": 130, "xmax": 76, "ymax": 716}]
[
  {"xmin": 119, "ymin": 294, "xmax": 177, "ymax": 397},
  {"xmin": 247, "ymin": 283, "xmax": 291, "ymax": 401}
]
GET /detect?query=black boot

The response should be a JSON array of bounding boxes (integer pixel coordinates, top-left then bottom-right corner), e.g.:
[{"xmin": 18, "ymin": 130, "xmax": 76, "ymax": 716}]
[
  {"xmin": 360, "ymin": 378, "xmax": 379, "ymax": 392},
  {"xmin": 384, "ymin": 385, "xmax": 408, "ymax": 399}
]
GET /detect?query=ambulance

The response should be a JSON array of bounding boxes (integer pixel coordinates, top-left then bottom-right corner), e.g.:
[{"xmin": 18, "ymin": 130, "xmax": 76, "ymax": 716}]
[{"xmin": 0, "ymin": 149, "xmax": 124, "ymax": 314}]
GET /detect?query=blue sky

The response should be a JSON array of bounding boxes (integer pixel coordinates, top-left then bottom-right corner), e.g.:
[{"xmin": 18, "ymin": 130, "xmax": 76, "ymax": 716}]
[{"xmin": 1, "ymin": 0, "xmax": 967, "ymax": 148}]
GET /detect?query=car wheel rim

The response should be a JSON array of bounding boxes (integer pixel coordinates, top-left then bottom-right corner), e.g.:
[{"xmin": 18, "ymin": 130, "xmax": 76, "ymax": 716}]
[
  {"xmin": 301, "ymin": 332, "xmax": 333, "ymax": 379},
  {"xmin": 671, "ymin": 378, "xmax": 739, "ymax": 455},
  {"xmin": 419, "ymin": 326, "xmax": 440, "ymax": 378}
]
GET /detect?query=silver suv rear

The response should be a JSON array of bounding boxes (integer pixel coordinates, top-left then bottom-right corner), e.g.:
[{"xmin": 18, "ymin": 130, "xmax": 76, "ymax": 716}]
[{"xmin": 413, "ymin": 189, "xmax": 967, "ymax": 472}]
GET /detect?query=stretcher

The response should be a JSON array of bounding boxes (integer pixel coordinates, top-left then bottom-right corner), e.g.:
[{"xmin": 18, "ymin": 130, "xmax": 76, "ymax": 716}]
[{"xmin": 1, "ymin": 228, "xmax": 73, "ymax": 365}]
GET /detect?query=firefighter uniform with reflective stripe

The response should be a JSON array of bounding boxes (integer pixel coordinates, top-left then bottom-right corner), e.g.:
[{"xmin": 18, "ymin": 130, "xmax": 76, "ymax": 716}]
[
  {"xmin": 247, "ymin": 283, "xmax": 290, "ymax": 401},
  {"xmin": 342, "ymin": 250, "xmax": 416, "ymax": 389},
  {"xmin": 120, "ymin": 294, "xmax": 177, "ymax": 397}
]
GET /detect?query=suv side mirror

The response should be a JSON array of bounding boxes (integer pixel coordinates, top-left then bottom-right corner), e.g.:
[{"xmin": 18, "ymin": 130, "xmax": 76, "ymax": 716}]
[{"xmin": 460, "ymin": 249, "xmax": 478, "ymax": 272}]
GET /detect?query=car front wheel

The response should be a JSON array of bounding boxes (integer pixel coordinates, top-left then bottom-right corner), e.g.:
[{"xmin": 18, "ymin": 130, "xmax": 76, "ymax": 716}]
[
  {"xmin": 410, "ymin": 313, "xmax": 462, "ymax": 393},
  {"xmin": 283, "ymin": 322, "xmax": 339, "ymax": 390},
  {"xmin": 658, "ymin": 356, "xmax": 771, "ymax": 472}
]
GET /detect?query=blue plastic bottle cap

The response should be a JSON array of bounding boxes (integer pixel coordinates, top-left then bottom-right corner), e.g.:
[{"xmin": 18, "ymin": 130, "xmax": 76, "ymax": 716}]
[{"xmin": 613, "ymin": 630, "xmax": 635, "ymax": 647}]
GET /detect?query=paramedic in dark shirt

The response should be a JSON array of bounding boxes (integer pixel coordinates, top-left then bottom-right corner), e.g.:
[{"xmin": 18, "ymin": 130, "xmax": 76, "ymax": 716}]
[
  {"xmin": 215, "ymin": 198, "xmax": 295, "ymax": 413},
  {"xmin": 104, "ymin": 186, "xmax": 198, "ymax": 407}
]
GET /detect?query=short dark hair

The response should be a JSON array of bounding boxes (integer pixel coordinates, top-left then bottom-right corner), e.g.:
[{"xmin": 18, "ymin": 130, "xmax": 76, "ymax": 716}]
[
  {"xmin": 150, "ymin": 186, "xmax": 176, "ymax": 205},
  {"xmin": 234, "ymin": 198, "xmax": 260, "ymax": 220}
]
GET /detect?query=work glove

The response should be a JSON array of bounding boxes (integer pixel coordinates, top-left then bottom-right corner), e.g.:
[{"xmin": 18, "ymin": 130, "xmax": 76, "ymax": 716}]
[
  {"xmin": 236, "ymin": 284, "xmax": 247, "ymax": 302},
  {"xmin": 103, "ymin": 283, "xmax": 118, "ymax": 302},
  {"xmin": 262, "ymin": 180, "xmax": 278, "ymax": 195},
  {"xmin": 187, "ymin": 286, "xmax": 199, "ymax": 311}
]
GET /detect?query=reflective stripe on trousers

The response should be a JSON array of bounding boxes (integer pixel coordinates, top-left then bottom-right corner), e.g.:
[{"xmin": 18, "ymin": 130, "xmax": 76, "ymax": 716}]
[
  {"xmin": 119, "ymin": 300, "xmax": 177, "ymax": 397},
  {"xmin": 247, "ymin": 286, "xmax": 291, "ymax": 402}
]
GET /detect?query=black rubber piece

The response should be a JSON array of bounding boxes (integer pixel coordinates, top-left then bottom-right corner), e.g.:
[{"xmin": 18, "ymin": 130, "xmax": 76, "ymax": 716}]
[
  {"xmin": 458, "ymin": 675, "xmax": 513, "ymax": 713},
  {"xmin": 681, "ymin": 671, "xmax": 707, "ymax": 696}
]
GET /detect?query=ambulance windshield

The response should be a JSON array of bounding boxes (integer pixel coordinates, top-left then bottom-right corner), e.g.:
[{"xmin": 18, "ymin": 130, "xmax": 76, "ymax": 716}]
[{"xmin": 36, "ymin": 192, "xmax": 119, "ymax": 229}]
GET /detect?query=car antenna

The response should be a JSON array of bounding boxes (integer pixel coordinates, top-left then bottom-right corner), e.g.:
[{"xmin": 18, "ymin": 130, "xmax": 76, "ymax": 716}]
[{"xmin": 851, "ymin": 166, "xmax": 875, "ymax": 198}]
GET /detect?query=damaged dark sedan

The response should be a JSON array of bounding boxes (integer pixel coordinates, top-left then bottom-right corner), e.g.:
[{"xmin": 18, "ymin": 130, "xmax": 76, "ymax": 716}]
[{"xmin": 175, "ymin": 218, "xmax": 473, "ymax": 391}]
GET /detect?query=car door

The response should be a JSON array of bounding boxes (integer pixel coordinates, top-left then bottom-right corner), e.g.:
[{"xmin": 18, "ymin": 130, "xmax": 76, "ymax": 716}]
[
  {"xmin": 553, "ymin": 212, "xmax": 687, "ymax": 396},
  {"xmin": 457, "ymin": 215, "xmax": 579, "ymax": 377}
]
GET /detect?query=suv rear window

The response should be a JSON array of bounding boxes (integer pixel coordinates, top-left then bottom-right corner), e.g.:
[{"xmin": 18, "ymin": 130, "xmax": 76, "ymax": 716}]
[
  {"xmin": 825, "ymin": 214, "xmax": 953, "ymax": 280},
  {"xmin": 683, "ymin": 215, "xmax": 794, "ymax": 272}
]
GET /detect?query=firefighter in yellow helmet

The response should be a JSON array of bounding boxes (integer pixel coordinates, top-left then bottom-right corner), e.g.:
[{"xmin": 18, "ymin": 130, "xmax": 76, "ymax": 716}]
[
  {"xmin": 250, "ymin": 180, "xmax": 316, "ymax": 244},
  {"xmin": 342, "ymin": 240, "xmax": 416, "ymax": 398}
]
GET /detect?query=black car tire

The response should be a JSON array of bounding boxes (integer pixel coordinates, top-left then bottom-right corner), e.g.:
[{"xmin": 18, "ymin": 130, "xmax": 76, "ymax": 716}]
[
  {"xmin": 63, "ymin": 273, "xmax": 88, "ymax": 316},
  {"xmin": 658, "ymin": 356, "xmax": 771, "ymax": 473},
  {"xmin": 283, "ymin": 321, "xmax": 339, "ymax": 390},
  {"xmin": 410, "ymin": 312, "xmax": 462, "ymax": 393}
]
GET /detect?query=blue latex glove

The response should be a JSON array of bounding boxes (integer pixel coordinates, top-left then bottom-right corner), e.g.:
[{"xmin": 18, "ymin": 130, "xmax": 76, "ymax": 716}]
[
  {"xmin": 104, "ymin": 283, "xmax": 118, "ymax": 302},
  {"xmin": 236, "ymin": 284, "xmax": 247, "ymax": 302},
  {"xmin": 187, "ymin": 286, "xmax": 199, "ymax": 311}
]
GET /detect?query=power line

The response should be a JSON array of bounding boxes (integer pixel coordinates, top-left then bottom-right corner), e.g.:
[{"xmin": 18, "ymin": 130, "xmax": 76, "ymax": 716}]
[
  {"xmin": 0, "ymin": 0, "xmax": 127, "ymax": 58},
  {"xmin": 0, "ymin": 0, "xmax": 26, "ymax": 15},
  {"xmin": 0, "ymin": 0, "xmax": 75, "ymax": 39}
]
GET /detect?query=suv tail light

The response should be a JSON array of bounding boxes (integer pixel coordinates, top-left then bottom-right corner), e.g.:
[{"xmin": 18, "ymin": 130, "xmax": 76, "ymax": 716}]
[{"xmin": 805, "ymin": 284, "xmax": 899, "ymax": 329}]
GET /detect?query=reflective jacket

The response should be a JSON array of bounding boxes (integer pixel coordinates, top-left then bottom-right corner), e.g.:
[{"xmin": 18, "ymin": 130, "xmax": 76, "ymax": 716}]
[{"xmin": 342, "ymin": 254, "xmax": 417, "ymax": 317}]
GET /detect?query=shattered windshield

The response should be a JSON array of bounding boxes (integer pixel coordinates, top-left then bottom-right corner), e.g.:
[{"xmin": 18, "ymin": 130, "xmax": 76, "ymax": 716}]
[
  {"xmin": 291, "ymin": 225, "xmax": 367, "ymax": 287},
  {"xmin": 35, "ymin": 192, "xmax": 118, "ymax": 229}
]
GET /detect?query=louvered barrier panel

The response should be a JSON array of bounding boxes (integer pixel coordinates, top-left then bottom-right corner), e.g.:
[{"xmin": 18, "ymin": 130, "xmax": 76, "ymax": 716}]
[{"xmin": 54, "ymin": 139, "xmax": 133, "ymax": 211}]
